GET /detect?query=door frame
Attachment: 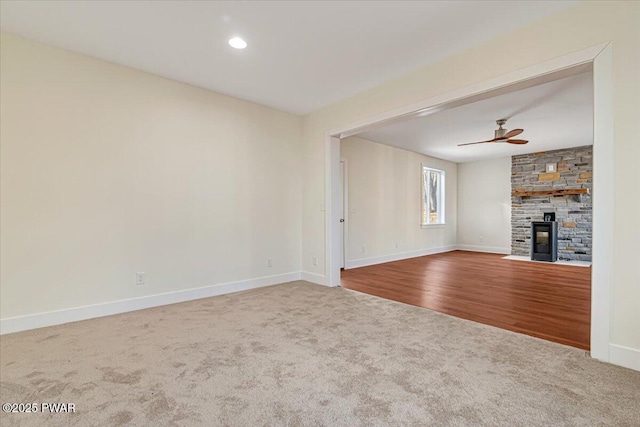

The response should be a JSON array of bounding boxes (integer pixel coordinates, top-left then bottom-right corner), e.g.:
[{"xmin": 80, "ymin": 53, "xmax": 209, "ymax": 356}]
[
  {"xmin": 340, "ymin": 159, "xmax": 349, "ymax": 271},
  {"xmin": 323, "ymin": 42, "xmax": 613, "ymax": 363}
]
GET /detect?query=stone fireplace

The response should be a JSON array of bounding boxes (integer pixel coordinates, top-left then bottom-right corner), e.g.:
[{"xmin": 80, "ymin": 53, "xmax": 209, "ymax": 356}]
[{"xmin": 511, "ymin": 146, "xmax": 592, "ymax": 261}]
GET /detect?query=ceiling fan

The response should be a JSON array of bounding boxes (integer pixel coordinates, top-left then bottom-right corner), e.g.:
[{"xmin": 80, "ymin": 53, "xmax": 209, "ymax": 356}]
[{"xmin": 458, "ymin": 119, "xmax": 528, "ymax": 146}]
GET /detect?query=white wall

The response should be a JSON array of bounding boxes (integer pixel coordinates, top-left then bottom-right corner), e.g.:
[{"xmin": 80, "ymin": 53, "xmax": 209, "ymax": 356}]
[
  {"xmin": 0, "ymin": 34, "xmax": 302, "ymax": 322},
  {"xmin": 457, "ymin": 157, "xmax": 511, "ymax": 254},
  {"xmin": 341, "ymin": 137, "xmax": 456, "ymax": 267},
  {"xmin": 302, "ymin": 2, "xmax": 640, "ymax": 354}
]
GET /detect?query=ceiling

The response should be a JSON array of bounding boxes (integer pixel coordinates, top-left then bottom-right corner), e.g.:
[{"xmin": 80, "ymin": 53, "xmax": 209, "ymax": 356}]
[
  {"xmin": 358, "ymin": 70, "xmax": 594, "ymax": 163},
  {"xmin": 0, "ymin": 1, "xmax": 577, "ymax": 115}
]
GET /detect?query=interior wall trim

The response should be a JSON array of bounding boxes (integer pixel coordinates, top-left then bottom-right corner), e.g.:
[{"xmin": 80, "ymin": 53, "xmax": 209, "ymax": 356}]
[
  {"xmin": 456, "ymin": 245, "xmax": 511, "ymax": 255},
  {"xmin": 345, "ymin": 245, "xmax": 457, "ymax": 270},
  {"xmin": 609, "ymin": 344, "xmax": 640, "ymax": 372},
  {"xmin": 0, "ymin": 272, "xmax": 303, "ymax": 335},
  {"xmin": 301, "ymin": 271, "xmax": 328, "ymax": 286}
]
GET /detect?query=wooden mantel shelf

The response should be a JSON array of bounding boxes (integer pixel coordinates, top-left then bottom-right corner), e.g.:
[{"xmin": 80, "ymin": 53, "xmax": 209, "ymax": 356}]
[{"xmin": 512, "ymin": 188, "xmax": 589, "ymax": 197}]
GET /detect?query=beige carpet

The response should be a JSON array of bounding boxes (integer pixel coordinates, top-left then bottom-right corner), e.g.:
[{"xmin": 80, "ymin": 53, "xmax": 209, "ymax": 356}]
[{"xmin": 1, "ymin": 281, "xmax": 639, "ymax": 426}]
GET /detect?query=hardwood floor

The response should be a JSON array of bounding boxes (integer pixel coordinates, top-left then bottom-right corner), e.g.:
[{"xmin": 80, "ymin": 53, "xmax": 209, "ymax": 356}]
[{"xmin": 341, "ymin": 251, "xmax": 591, "ymax": 350}]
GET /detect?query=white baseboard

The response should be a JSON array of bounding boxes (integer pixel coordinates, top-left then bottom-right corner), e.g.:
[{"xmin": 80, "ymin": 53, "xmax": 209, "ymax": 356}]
[
  {"xmin": 301, "ymin": 271, "xmax": 328, "ymax": 286},
  {"xmin": 456, "ymin": 244, "xmax": 511, "ymax": 254},
  {"xmin": 0, "ymin": 271, "xmax": 302, "ymax": 335},
  {"xmin": 609, "ymin": 344, "xmax": 640, "ymax": 371},
  {"xmin": 345, "ymin": 245, "xmax": 457, "ymax": 269}
]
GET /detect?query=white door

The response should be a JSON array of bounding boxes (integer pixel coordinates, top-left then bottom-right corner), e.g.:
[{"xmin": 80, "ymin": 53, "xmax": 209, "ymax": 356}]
[{"xmin": 340, "ymin": 161, "xmax": 346, "ymax": 269}]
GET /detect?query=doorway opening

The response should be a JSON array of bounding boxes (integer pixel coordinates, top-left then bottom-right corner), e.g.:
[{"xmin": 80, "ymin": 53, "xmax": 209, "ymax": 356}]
[{"xmin": 324, "ymin": 43, "xmax": 613, "ymax": 362}]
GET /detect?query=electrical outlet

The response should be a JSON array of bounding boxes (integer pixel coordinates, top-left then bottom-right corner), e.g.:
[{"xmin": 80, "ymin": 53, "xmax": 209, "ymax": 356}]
[
  {"xmin": 479, "ymin": 236, "xmax": 484, "ymax": 243},
  {"xmin": 395, "ymin": 242, "xmax": 399, "ymax": 248},
  {"xmin": 361, "ymin": 246, "xmax": 366, "ymax": 254},
  {"xmin": 313, "ymin": 256, "xmax": 318, "ymax": 266},
  {"xmin": 135, "ymin": 272, "xmax": 145, "ymax": 286},
  {"xmin": 267, "ymin": 258, "xmax": 272, "ymax": 267}
]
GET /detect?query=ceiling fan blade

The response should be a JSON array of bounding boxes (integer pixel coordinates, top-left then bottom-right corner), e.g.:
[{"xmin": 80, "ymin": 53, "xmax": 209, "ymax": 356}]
[
  {"xmin": 503, "ymin": 128, "xmax": 524, "ymax": 139},
  {"xmin": 457, "ymin": 139, "xmax": 494, "ymax": 146},
  {"xmin": 506, "ymin": 139, "xmax": 528, "ymax": 144}
]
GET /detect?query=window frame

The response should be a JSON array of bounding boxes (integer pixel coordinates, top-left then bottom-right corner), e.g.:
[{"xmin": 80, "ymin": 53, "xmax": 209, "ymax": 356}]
[{"xmin": 421, "ymin": 165, "xmax": 446, "ymax": 227}]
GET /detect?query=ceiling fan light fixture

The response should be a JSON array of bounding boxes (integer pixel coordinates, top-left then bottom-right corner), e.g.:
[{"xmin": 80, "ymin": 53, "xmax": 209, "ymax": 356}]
[
  {"xmin": 458, "ymin": 119, "xmax": 528, "ymax": 147},
  {"xmin": 494, "ymin": 119, "xmax": 508, "ymax": 139}
]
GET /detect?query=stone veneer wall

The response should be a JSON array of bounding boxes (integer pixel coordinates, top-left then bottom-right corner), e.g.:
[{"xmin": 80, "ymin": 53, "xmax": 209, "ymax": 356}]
[{"xmin": 511, "ymin": 146, "xmax": 592, "ymax": 261}]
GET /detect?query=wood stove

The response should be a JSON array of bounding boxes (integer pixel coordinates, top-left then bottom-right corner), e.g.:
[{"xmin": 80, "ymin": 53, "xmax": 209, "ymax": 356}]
[{"xmin": 531, "ymin": 221, "xmax": 558, "ymax": 262}]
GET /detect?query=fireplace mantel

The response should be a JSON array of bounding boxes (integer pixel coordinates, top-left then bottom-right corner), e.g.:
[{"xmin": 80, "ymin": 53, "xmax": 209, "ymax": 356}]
[{"xmin": 512, "ymin": 188, "xmax": 589, "ymax": 203}]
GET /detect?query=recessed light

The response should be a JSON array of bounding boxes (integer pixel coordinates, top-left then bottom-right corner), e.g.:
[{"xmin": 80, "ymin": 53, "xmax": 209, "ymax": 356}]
[{"xmin": 228, "ymin": 37, "xmax": 247, "ymax": 49}]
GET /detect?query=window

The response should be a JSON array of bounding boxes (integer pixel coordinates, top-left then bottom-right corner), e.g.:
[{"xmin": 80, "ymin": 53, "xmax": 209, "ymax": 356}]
[{"xmin": 422, "ymin": 166, "xmax": 445, "ymax": 225}]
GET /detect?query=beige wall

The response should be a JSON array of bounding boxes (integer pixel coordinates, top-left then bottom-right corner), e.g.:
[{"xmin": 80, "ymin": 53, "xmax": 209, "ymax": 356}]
[
  {"xmin": 341, "ymin": 137, "xmax": 456, "ymax": 264},
  {"xmin": 0, "ymin": 34, "xmax": 303, "ymax": 319},
  {"xmin": 457, "ymin": 157, "xmax": 511, "ymax": 253},
  {"xmin": 302, "ymin": 2, "xmax": 639, "ymax": 351}
]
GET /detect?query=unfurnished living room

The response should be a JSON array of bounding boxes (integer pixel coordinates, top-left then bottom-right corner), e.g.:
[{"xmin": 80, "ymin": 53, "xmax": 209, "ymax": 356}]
[{"xmin": 0, "ymin": 1, "xmax": 638, "ymax": 426}]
